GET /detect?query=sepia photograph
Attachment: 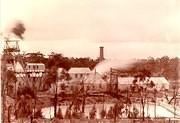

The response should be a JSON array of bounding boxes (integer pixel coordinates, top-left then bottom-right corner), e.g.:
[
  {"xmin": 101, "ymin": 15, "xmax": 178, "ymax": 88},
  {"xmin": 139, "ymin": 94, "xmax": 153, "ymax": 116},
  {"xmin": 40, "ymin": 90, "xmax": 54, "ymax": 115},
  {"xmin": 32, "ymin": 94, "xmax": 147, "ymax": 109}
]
[{"xmin": 0, "ymin": 0, "xmax": 180, "ymax": 123}]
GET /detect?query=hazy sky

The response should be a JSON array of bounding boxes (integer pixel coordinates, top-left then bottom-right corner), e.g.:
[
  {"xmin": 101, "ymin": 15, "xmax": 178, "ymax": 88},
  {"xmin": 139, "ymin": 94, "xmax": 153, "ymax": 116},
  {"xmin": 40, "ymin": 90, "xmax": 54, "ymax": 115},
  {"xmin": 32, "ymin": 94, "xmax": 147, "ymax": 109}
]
[{"xmin": 0, "ymin": 0, "xmax": 180, "ymax": 59}]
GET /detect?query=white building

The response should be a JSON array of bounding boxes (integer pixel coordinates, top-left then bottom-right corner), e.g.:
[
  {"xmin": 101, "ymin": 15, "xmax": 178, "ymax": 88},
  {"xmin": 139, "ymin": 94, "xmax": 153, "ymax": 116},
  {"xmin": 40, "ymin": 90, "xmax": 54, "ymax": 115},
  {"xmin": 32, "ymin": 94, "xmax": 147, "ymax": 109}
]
[
  {"xmin": 68, "ymin": 67, "xmax": 91, "ymax": 81},
  {"xmin": 25, "ymin": 63, "xmax": 45, "ymax": 72},
  {"xmin": 147, "ymin": 77, "xmax": 169, "ymax": 91},
  {"xmin": 24, "ymin": 63, "xmax": 45, "ymax": 89},
  {"xmin": 117, "ymin": 76, "xmax": 169, "ymax": 91},
  {"xmin": 14, "ymin": 61, "xmax": 24, "ymax": 73}
]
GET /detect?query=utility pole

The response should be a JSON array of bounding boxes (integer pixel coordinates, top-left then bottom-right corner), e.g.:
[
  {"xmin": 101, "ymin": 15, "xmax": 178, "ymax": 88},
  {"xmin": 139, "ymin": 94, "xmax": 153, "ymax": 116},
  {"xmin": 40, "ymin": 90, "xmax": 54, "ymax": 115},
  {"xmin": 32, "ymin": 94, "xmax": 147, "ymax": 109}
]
[
  {"xmin": 141, "ymin": 86, "xmax": 146, "ymax": 121},
  {"xmin": 54, "ymin": 72, "xmax": 58, "ymax": 117},
  {"xmin": 126, "ymin": 87, "xmax": 129, "ymax": 116},
  {"xmin": 173, "ymin": 86, "xmax": 176, "ymax": 120},
  {"xmin": 114, "ymin": 103, "xmax": 117, "ymax": 123},
  {"xmin": 154, "ymin": 88, "xmax": 156, "ymax": 119},
  {"xmin": 82, "ymin": 79, "xmax": 85, "ymax": 113},
  {"xmin": 109, "ymin": 68, "xmax": 112, "ymax": 94},
  {"xmin": 82, "ymin": 72, "xmax": 88, "ymax": 114}
]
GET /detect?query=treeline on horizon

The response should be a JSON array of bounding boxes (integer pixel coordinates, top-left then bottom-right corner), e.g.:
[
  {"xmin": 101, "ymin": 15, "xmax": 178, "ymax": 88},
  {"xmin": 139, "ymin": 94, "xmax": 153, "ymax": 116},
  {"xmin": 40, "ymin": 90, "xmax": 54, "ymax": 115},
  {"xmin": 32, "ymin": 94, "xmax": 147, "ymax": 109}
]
[{"xmin": 20, "ymin": 52, "xmax": 179, "ymax": 81}]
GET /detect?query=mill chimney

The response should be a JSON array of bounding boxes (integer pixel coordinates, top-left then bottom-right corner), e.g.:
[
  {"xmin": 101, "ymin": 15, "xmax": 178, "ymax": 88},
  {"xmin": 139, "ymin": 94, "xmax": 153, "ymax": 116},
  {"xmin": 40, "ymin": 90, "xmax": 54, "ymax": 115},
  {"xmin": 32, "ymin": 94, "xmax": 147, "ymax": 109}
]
[{"xmin": 99, "ymin": 46, "xmax": 104, "ymax": 62}]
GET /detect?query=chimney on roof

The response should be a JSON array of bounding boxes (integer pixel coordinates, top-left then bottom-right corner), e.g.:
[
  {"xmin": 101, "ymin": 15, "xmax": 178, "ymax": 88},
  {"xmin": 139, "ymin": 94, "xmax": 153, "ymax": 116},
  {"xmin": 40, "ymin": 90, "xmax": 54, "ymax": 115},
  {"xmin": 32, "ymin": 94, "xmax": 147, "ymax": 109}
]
[{"xmin": 99, "ymin": 46, "xmax": 104, "ymax": 62}]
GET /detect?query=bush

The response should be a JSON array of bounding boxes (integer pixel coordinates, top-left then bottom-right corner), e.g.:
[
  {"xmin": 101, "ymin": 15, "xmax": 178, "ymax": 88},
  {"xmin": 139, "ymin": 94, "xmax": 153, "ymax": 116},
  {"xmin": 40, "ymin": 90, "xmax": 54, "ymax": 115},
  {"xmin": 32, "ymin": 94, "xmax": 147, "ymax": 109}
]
[
  {"xmin": 89, "ymin": 105, "xmax": 96, "ymax": 119},
  {"xmin": 56, "ymin": 107, "xmax": 63, "ymax": 119},
  {"xmin": 34, "ymin": 109, "xmax": 43, "ymax": 118},
  {"xmin": 64, "ymin": 108, "xmax": 71, "ymax": 119},
  {"xmin": 100, "ymin": 109, "xmax": 106, "ymax": 119}
]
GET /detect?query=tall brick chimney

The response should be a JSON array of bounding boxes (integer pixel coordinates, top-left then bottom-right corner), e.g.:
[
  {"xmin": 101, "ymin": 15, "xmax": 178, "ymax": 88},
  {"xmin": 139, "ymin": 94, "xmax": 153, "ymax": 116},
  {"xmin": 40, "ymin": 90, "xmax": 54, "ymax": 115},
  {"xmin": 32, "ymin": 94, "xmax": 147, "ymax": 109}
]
[{"xmin": 99, "ymin": 46, "xmax": 104, "ymax": 62}]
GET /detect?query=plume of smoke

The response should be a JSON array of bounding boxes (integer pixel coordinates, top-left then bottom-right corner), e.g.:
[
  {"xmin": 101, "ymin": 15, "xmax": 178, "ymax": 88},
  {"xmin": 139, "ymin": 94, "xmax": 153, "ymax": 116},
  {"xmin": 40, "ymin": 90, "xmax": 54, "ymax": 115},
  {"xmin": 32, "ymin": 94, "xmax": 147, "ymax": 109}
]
[
  {"xmin": 11, "ymin": 21, "xmax": 26, "ymax": 39},
  {"xmin": 94, "ymin": 59, "xmax": 136, "ymax": 74}
]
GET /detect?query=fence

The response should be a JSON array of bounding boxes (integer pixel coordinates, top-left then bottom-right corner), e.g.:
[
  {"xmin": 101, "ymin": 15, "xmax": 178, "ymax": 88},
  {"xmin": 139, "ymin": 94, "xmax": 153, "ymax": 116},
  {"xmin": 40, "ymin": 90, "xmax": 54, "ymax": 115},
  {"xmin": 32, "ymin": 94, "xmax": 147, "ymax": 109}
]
[{"xmin": 12, "ymin": 118, "xmax": 180, "ymax": 123}]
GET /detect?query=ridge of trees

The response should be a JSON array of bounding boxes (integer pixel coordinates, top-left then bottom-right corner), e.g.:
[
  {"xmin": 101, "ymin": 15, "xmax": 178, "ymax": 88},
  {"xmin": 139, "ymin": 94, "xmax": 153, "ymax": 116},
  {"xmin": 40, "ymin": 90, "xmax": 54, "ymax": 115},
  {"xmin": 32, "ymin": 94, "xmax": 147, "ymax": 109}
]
[
  {"xmin": 23, "ymin": 52, "xmax": 179, "ymax": 80},
  {"xmin": 22, "ymin": 52, "xmax": 99, "ymax": 70}
]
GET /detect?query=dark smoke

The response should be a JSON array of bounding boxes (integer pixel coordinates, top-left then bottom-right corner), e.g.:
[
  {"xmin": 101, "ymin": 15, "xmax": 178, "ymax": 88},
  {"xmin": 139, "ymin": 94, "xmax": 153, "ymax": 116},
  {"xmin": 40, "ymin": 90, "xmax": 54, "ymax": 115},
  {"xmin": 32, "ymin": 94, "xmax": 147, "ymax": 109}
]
[{"xmin": 11, "ymin": 21, "xmax": 26, "ymax": 39}]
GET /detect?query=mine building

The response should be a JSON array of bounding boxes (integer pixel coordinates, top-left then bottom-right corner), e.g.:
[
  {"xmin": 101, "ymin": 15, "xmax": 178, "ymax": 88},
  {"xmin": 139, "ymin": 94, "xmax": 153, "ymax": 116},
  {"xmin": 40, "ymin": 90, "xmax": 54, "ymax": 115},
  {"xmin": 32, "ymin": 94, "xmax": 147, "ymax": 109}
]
[{"xmin": 68, "ymin": 67, "xmax": 91, "ymax": 80}]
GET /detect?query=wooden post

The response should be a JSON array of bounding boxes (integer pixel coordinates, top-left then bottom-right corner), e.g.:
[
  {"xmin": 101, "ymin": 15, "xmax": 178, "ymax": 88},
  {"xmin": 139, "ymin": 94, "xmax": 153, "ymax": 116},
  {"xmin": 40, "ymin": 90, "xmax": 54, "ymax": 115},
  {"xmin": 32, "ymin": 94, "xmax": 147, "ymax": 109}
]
[
  {"xmin": 7, "ymin": 106, "xmax": 11, "ymax": 123},
  {"xmin": 173, "ymin": 87, "xmax": 176, "ymax": 119},
  {"xmin": 33, "ymin": 76, "xmax": 36, "ymax": 119},
  {"xmin": 54, "ymin": 79, "xmax": 58, "ymax": 117},
  {"xmin": 126, "ymin": 88, "xmax": 128, "ymax": 116},
  {"xmin": 82, "ymin": 79, "xmax": 85, "ymax": 113},
  {"xmin": 109, "ymin": 68, "xmax": 112, "ymax": 93},
  {"xmin": 154, "ymin": 89, "xmax": 156, "ymax": 119}
]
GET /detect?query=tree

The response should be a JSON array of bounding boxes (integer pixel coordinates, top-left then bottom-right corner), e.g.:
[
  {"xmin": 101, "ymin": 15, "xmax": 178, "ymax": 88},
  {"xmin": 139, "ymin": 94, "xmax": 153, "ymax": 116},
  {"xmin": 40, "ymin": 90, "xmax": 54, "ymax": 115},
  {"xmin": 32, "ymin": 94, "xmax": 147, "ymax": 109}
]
[
  {"xmin": 46, "ymin": 53, "xmax": 72, "ymax": 70},
  {"xmin": 107, "ymin": 106, "xmax": 114, "ymax": 119},
  {"xmin": 100, "ymin": 109, "xmax": 106, "ymax": 119},
  {"xmin": 43, "ymin": 66, "xmax": 57, "ymax": 90},
  {"xmin": 14, "ymin": 94, "xmax": 34, "ymax": 119},
  {"xmin": 89, "ymin": 105, "xmax": 96, "ymax": 119},
  {"xmin": 113, "ymin": 102, "xmax": 124, "ymax": 121},
  {"xmin": 5, "ymin": 70, "xmax": 17, "ymax": 97},
  {"xmin": 132, "ymin": 106, "xmax": 139, "ymax": 118},
  {"xmin": 165, "ymin": 85, "xmax": 179, "ymax": 104},
  {"xmin": 130, "ymin": 69, "xmax": 151, "ymax": 121},
  {"xmin": 64, "ymin": 108, "xmax": 71, "ymax": 119},
  {"xmin": 24, "ymin": 52, "xmax": 47, "ymax": 63},
  {"xmin": 34, "ymin": 108, "xmax": 42, "ymax": 119},
  {"xmin": 56, "ymin": 107, "xmax": 63, "ymax": 119},
  {"xmin": 15, "ymin": 86, "xmax": 36, "ymax": 119}
]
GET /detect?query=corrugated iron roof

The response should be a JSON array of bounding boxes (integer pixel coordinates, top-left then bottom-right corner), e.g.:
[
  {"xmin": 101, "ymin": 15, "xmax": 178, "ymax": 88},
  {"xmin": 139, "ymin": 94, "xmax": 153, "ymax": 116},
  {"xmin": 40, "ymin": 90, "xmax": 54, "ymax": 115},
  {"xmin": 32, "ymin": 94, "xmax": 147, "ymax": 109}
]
[{"xmin": 148, "ymin": 77, "xmax": 169, "ymax": 85}]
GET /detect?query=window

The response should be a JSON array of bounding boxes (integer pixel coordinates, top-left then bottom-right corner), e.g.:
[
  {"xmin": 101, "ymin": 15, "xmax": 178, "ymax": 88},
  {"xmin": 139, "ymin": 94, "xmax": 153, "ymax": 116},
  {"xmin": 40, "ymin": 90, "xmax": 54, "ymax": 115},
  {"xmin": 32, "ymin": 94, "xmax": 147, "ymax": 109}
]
[
  {"xmin": 75, "ymin": 74, "xmax": 78, "ymax": 78},
  {"xmin": 80, "ymin": 74, "xmax": 83, "ymax": 78},
  {"xmin": 99, "ymin": 84, "xmax": 102, "ymax": 89},
  {"xmin": 92, "ymin": 85, "xmax": 95, "ymax": 89}
]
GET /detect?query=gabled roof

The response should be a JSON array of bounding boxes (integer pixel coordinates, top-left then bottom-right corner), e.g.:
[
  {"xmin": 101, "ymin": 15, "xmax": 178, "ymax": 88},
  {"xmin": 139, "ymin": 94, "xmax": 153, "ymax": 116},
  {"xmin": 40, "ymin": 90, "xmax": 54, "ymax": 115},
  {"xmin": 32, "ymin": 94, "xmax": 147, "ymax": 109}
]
[
  {"xmin": 148, "ymin": 77, "xmax": 169, "ymax": 85},
  {"xmin": 68, "ymin": 67, "xmax": 91, "ymax": 74},
  {"xmin": 14, "ymin": 62, "xmax": 24, "ymax": 73},
  {"xmin": 118, "ymin": 77, "xmax": 169, "ymax": 85}
]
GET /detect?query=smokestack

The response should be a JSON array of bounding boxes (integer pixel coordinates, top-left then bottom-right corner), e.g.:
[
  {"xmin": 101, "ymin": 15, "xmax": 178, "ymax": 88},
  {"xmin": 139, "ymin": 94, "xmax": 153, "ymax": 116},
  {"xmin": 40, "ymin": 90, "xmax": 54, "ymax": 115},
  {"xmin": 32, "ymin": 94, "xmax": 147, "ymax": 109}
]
[{"xmin": 99, "ymin": 46, "xmax": 104, "ymax": 62}]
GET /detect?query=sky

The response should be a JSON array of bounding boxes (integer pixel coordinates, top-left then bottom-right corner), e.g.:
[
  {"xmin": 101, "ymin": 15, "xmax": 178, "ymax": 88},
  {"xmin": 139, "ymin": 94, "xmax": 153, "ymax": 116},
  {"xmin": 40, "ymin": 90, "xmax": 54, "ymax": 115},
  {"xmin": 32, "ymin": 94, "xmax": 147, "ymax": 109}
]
[{"xmin": 0, "ymin": 0, "xmax": 180, "ymax": 59}]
